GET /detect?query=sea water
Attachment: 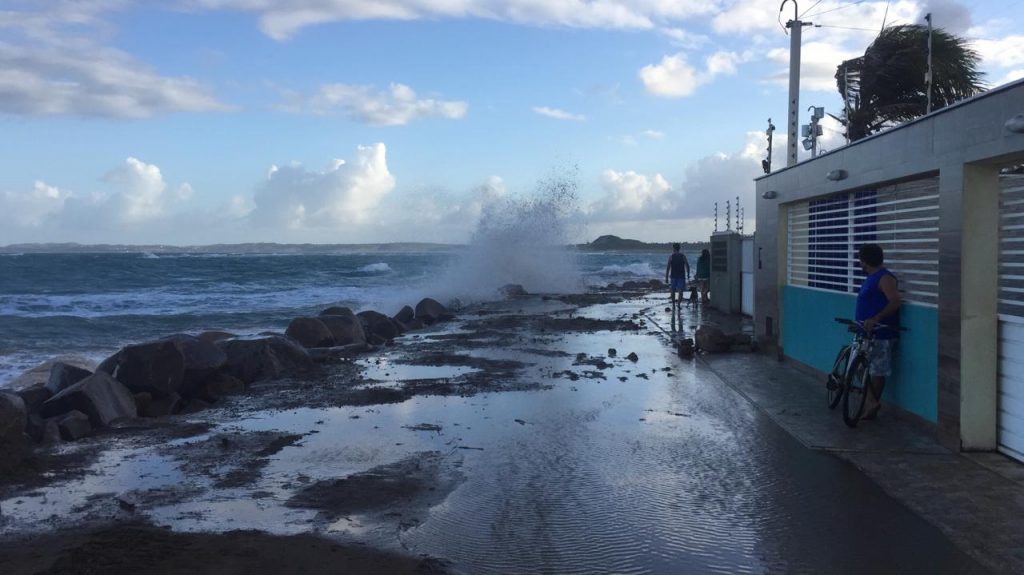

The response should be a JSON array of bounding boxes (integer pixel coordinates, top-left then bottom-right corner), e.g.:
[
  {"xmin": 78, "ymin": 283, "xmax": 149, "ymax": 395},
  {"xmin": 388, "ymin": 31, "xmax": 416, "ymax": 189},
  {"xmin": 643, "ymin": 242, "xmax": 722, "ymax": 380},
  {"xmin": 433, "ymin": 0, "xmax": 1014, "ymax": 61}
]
[{"xmin": 0, "ymin": 249, "xmax": 694, "ymax": 388}]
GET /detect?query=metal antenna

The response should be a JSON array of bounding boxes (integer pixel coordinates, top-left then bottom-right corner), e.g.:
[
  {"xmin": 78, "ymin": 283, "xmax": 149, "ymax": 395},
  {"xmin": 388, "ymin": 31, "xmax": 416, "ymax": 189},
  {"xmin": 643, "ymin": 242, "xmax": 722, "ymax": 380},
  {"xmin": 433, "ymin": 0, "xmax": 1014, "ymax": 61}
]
[
  {"xmin": 726, "ymin": 200, "xmax": 732, "ymax": 231},
  {"xmin": 714, "ymin": 202, "xmax": 718, "ymax": 232}
]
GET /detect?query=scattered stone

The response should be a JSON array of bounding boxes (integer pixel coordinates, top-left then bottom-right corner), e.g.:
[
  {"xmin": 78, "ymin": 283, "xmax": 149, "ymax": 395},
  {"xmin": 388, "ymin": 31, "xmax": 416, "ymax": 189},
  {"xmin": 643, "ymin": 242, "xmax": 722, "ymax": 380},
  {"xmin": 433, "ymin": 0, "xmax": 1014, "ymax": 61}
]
[
  {"xmin": 626, "ymin": 352, "xmax": 639, "ymax": 362},
  {"xmin": 40, "ymin": 371, "xmax": 137, "ymax": 427},
  {"xmin": 648, "ymin": 279, "xmax": 665, "ymax": 289},
  {"xmin": 514, "ymin": 419, "xmax": 526, "ymax": 425},
  {"xmin": 608, "ymin": 348, "xmax": 617, "ymax": 357},
  {"xmin": 393, "ymin": 305, "xmax": 415, "ymax": 324},
  {"xmin": 0, "ymin": 392, "xmax": 28, "ymax": 444},
  {"xmin": 285, "ymin": 317, "xmax": 335, "ymax": 349},
  {"xmin": 402, "ymin": 423, "xmax": 442, "ymax": 432},
  {"xmin": 498, "ymin": 284, "xmax": 528, "ymax": 297},
  {"xmin": 677, "ymin": 338, "xmax": 695, "ymax": 358},
  {"xmin": 17, "ymin": 383, "xmax": 53, "ymax": 413},
  {"xmin": 318, "ymin": 314, "xmax": 367, "ymax": 346},
  {"xmin": 57, "ymin": 410, "xmax": 92, "ymax": 441},
  {"xmin": 216, "ymin": 335, "xmax": 313, "ymax": 384},
  {"xmin": 46, "ymin": 362, "xmax": 92, "ymax": 395},
  {"xmin": 695, "ymin": 325, "xmax": 731, "ymax": 353},
  {"xmin": 414, "ymin": 298, "xmax": 455, "ymax": 325},
  {"xmin": 403, "ymin": 317, "xmax": 426, "ymax": 331}
]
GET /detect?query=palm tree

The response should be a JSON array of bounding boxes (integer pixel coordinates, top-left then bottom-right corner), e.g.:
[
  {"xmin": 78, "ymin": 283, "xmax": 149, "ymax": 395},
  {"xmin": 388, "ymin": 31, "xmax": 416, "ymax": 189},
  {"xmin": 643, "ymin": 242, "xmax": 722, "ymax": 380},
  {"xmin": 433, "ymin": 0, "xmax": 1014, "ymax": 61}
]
[{"xmin": 834, "ymin": 24, "xmax": 984, "ymax": 142}]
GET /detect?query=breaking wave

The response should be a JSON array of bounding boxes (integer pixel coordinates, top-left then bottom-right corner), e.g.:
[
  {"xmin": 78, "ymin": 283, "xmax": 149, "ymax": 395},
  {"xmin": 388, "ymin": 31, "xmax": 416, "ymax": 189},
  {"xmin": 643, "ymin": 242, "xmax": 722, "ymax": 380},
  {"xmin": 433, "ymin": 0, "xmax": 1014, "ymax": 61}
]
[{"xmin": 357, "ymin": 262, "xmax": 392, "ymax": 273}]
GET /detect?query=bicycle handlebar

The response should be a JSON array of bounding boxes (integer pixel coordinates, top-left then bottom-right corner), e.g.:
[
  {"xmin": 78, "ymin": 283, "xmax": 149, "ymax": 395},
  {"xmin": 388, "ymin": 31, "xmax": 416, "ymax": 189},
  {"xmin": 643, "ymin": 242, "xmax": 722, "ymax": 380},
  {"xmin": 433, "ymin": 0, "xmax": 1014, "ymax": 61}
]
[{"xmin": 833, "ymin": 317, "xmax": 907, "ymax": 331}]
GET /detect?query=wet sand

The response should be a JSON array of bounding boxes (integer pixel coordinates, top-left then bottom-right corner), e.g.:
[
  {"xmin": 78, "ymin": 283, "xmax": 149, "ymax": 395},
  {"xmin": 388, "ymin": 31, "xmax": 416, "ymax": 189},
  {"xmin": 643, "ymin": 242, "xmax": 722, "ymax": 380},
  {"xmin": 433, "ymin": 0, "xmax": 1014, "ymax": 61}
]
[{"xmin": 0, "ymin": 290, "xmax": 990, "ymax": 574}]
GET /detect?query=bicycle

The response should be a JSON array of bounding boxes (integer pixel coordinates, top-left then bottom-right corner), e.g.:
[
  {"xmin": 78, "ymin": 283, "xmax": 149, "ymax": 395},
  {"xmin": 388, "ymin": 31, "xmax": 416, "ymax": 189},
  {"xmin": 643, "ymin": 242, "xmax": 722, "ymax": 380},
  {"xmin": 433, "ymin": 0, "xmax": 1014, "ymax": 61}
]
[{"xmin": 826, "ymin": 318, "xmax": 902, "ymax": 428}]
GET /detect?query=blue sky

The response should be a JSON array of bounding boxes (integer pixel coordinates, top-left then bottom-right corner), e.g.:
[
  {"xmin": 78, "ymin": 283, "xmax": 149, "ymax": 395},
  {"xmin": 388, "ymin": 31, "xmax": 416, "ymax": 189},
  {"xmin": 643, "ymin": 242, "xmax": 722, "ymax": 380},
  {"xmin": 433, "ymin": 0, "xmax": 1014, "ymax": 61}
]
[{"xmin": 1, "ymin": 0, "xmax": 1022, "ymax": 245}]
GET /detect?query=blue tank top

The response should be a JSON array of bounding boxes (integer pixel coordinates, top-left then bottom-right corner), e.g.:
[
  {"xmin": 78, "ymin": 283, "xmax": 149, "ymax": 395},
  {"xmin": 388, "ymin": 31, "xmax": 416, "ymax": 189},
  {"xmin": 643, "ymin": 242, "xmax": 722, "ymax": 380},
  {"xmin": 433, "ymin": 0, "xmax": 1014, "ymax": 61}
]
[{"xmin": 856, "ymin": 268, "xmax": 899, "ymax": 339}]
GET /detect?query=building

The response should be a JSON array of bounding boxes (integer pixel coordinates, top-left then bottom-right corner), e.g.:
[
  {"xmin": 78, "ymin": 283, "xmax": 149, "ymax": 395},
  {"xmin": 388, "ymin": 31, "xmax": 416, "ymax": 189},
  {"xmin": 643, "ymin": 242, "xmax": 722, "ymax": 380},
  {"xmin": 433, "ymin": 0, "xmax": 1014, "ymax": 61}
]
[{"xmin": 754, "ymin": 79, "xmax": 1024, "ymax": 460}]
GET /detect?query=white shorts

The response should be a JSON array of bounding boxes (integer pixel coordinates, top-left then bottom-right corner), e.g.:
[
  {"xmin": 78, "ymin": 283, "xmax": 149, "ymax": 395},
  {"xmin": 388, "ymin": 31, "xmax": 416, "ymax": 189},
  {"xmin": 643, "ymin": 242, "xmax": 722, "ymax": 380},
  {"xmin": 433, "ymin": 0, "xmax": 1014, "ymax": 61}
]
[{"xmin": 868, "ymin": 339, "xmax": 896, "ymax": 377}]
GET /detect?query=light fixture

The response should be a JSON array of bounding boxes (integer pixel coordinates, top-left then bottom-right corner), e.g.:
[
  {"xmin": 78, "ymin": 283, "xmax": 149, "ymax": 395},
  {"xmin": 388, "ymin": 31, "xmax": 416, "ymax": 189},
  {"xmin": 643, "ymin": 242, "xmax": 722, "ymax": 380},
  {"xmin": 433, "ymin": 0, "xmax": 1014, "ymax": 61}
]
[
  {"xmin": 762, "ymin": 190, "xmax": 778, "ymax": 199},
  {"xmin": 1007, "ymin": 113, "xmax": 1024, "ymax": 134},
  {"xmin": 826, "ymin": 169, "xmax": 848, "ymax": 181}
]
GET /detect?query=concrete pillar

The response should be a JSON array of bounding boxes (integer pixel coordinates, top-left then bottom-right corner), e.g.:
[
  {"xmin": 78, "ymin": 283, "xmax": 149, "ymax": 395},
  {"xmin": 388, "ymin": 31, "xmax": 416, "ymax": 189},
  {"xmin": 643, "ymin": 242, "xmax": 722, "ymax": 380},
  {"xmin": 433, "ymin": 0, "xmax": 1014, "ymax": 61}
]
[{"xmin": 960, "ymin": 163, "xmax": 1001, "ymax": 450}]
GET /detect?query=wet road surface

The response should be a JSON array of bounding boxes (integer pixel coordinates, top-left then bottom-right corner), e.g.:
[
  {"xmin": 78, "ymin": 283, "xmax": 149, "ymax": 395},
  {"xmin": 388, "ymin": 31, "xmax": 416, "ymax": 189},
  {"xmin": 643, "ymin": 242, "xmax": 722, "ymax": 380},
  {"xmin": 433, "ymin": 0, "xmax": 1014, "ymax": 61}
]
[{"xmin": 0, "ymin": 297, "xmax": 989, "ymax": 574}]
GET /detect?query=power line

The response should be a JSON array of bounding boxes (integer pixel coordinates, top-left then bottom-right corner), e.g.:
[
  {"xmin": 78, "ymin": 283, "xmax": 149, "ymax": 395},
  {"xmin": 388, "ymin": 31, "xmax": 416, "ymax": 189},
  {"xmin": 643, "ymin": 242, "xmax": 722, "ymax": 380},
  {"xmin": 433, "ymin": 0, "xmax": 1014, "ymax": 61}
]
[
  {"xmin": 799, "ymin": 0, "xmax": 825, "ymax": 18},
  {"xmin": 805, "ymin": 0, "xmax": 872, "ymax": 19},
  {"xmin": 880, "ymin": 0, "xmax": 890, "ymax": 31},
  {"xmin": 817, "ymin": 23, "xmax": 882, "ymax": 32}
]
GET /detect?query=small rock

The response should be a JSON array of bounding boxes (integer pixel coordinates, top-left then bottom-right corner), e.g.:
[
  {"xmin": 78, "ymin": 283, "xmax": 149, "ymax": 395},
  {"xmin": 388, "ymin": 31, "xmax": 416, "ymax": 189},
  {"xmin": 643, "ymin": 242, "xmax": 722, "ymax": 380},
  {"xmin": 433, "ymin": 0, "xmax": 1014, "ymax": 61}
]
[
  {"xmin": 57, "ymin": 410, "xmax": 92, "ymax": 441},
  {"xmin": 514, "ymin": 419, "xmax": 526, "ymax": 425},
  {"xmin": 607, "ymin": 348, "xmax": 617, "ymax": 357},
  {"xmin": 498, "ymin": 284, "xmax": 528, "ymax": 297},
  {"xmin": 626, "ymin": 352, "xmax": 639, "ymax": 362}
]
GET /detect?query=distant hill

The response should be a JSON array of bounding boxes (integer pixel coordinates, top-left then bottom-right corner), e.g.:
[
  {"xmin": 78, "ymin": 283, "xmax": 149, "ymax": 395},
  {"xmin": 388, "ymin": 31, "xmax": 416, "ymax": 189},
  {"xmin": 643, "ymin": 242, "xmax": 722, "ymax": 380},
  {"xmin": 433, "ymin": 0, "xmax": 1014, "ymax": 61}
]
[{"xmin": 576, "ymin": 235, "xmax": 708, "ymax": 252}]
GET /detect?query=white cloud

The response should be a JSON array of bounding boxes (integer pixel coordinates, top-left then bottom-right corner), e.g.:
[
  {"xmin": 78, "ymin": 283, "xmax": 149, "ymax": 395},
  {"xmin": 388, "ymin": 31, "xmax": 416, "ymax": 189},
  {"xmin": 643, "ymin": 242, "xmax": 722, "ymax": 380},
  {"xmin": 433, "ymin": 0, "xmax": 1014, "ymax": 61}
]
[
  {"xmin": 250, "ymin": 143, "xmax": 396, "ymax": 228},
  {"xmin": 643, "ymin": 129, "xmax": 665, "ymax": 139},
  {"xmin": 0, "ymin": 181, "xmax": 70, "ymax": 228},
  {"xmin": 973, "ymin": 36, "xmax": 1024, "ymax": 70},
  {"xmin": 639, "ymin": 50, "xmax": 745, "ymax": 97},
  {"xmin": 533, "ymin": 106, "xmax": 586, "ymax": 121},
  {"xmin": 103, "ymin": 157, "xmax": 194, "ymax": 223},
  {"xmin": 293, "ymin": 82, "xmax": 468, "ymax": 125},
  {"xmin": 659, "ymin": 27, "xmax": 710, "ymax": 49},
  {"xmin": 995, "ymin": 69, "xmax": 1024, "ymax": 87},
  {"xmin": 188, "ymin": 0, "xmax": 718, "ymax": 41},
  {"xmin": 589, "ymin": 169, "xmax": 676, "ymax": 220}
]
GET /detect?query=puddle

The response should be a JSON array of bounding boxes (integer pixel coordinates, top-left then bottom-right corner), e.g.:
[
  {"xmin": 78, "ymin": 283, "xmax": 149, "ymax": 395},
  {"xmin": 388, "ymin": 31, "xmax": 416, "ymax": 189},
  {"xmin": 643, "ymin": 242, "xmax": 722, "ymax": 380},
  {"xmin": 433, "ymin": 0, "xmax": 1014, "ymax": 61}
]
[{"xmin": 358, "ymin": 358, "xmax": 479, "ymax": 382}]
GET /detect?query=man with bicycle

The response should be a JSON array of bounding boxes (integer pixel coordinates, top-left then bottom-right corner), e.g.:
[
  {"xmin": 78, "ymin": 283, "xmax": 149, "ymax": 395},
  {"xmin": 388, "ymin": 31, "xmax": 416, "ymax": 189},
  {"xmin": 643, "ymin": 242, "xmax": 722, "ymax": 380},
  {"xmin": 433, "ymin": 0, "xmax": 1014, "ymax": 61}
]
[{"xmin": 855, "ymin": 244, "xmax": 902, "ymax": 420}]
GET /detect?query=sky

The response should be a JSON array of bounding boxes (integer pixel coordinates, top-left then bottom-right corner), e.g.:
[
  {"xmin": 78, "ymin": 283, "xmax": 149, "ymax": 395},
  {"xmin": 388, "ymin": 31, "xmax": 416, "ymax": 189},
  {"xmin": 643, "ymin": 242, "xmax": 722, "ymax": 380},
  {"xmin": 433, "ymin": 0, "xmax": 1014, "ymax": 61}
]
[{"xmin": 1, "ymin": 0, "xmax": 1022, "ymax": 246}]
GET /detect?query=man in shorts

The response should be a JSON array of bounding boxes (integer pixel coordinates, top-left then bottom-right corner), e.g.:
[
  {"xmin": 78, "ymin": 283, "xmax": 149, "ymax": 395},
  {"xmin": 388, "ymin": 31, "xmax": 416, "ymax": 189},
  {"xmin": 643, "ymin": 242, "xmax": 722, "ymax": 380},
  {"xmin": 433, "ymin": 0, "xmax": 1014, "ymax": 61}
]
[
  {"xmin": 855, "ymin": 244, "xmax": 902, "ymax": 419},
  {"xmin": 665, "ymin": 243, "xmax": 690, "ymax": 306}
]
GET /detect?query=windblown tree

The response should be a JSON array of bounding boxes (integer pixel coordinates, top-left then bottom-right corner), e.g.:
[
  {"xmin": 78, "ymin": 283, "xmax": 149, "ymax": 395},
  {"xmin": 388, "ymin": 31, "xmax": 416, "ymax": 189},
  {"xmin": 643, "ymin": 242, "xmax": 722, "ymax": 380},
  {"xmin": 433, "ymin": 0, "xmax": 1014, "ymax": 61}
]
[{"xmin": 834, "ymin": 24, "xmax": 985, "ymax": 142}]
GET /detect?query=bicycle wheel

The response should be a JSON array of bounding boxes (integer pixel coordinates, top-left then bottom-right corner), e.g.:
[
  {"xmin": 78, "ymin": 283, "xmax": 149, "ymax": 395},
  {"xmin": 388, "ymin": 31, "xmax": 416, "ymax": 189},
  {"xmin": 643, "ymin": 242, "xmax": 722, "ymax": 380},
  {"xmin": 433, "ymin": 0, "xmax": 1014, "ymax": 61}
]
[
  {"xmin": 842, "ymin": 356, "xmax": 871, "ymax": 428},
  {"xmin": 827, "ymin": 345, "xmax": 850, "ymax": 410}
]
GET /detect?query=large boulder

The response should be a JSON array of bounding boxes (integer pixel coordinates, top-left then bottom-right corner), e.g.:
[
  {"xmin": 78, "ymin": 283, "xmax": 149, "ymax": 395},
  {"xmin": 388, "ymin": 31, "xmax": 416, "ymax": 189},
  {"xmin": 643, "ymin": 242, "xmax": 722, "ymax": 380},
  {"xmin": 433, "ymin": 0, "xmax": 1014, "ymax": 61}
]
[
  {"xmin": 285, "ymin": 317, "xmax": 335, "ymax": 348},
  {"xmin": 98, "ymin": 340, "xmax": 186, "ymax": 396},
  {"xmin": 414, "ymin": 298, "xmax": 455, "ymax": 325},
  {"xmin": 196, "ymin": 330, "xmax": 236, "ymax": 344},
  {"xmin": 320, "ymin": 306, "xmax": 358, "ymax": 320},
  {"xmin": 357, "ymin": 310, "xmax": 399, "ymax": 343},
  {"xmin": 695, "ymin": 326, "xmax": 732, "ymax": 354},
  {"xmin": 0, "ymin": 392, "xmax": 28, "ymax": 444},
  {"xmin": 46, "ymin": 362, "xmax": 92, "ymax": 395},
  {"xmin": 17, "ymin": 383, "xmax": 53, "ymax": 413},
  {"xmin": 318, "ymin": 314, "xmax": 366, "ymax": 346},
  {"xmin": 142, "ymin": 392, "xmax": 182, "ymax": 418},
  {"xmin": 161, "ymin": 334, "xmax": 228, "ymax": 394},
  {"xmin": 215, "ymin": 335, "xmax": 313, "ymax": 384},
  {"xmin": 394, "ymin": 305, "xmax": 415, "ymax": 325},
  {"xmin": 40, "ymin": 371, "xmax": 137, "ymax": 427}
]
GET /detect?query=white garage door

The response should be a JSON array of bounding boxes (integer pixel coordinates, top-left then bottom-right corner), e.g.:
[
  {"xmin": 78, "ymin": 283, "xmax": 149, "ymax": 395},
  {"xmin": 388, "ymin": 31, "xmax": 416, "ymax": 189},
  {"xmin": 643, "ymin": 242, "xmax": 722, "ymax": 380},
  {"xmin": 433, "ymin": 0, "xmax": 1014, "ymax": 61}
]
[{"xmin": 998, "ymin": 172, "xmax": 1024, "ymax": 462}]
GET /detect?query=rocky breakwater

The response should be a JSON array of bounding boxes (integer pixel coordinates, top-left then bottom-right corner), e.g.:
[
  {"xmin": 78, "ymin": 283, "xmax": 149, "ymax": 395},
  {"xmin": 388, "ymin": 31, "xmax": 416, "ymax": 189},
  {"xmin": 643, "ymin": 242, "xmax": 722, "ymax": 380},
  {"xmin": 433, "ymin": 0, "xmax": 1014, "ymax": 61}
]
[{"xmin": 0, "ymin": 298, "xmax": 457, "ymax": 455}]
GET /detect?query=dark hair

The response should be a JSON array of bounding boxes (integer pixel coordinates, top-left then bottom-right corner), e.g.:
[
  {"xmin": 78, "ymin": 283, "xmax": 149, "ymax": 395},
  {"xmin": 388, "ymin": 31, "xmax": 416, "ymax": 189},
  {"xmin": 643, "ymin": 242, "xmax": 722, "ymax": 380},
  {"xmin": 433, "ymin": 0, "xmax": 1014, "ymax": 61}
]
[
  {"xmin": 672, "ymin": 243, "xmax": 681, "ymax": 251},
  {"xmin": 858, "ymin": 244, "xmax": 884, "ymax": 267}
]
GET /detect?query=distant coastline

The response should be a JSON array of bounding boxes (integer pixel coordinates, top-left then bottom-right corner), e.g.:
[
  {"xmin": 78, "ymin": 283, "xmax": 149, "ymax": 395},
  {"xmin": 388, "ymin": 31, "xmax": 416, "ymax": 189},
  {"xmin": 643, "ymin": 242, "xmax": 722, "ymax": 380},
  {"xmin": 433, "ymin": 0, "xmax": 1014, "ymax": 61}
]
[{"xmin": 0, "ymin": 235, "xmax": 707, "ymax": 254}]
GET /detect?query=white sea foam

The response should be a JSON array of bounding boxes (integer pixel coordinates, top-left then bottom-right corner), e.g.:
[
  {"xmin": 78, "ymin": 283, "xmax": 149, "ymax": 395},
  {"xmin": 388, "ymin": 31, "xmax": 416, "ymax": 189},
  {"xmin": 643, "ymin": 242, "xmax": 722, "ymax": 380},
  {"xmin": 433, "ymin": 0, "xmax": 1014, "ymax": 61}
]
[
  {"xmin": 594, "ymin": 263, "xmax": 658, "ymax": 277},
  {"xmin": 141, "ymin": 252, "xmax": 160, "ymax": 259},
  {"xmin": 426, "ymin": 171, "xmax": 584, "ymax": 303},
  {"xmin": 357, "ymin": 262, "xmax": 392, "ymax": 273}
]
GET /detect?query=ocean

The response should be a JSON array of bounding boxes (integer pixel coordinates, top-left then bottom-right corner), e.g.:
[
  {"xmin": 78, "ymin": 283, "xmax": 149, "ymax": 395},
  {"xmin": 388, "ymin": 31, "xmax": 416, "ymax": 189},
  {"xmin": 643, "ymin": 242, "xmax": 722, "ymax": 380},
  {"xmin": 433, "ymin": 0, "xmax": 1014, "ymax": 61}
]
[{"xmin": 0, "ymin": 249, "xmax": 698, "ymax": 388}]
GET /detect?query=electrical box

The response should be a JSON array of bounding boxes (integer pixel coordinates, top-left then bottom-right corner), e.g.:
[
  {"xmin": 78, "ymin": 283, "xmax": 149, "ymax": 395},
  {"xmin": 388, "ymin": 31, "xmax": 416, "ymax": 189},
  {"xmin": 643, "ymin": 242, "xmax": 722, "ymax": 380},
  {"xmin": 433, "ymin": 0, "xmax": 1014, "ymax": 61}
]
[{"xmin": 710, "ymin": 231, "xmax": 743, "ymax": 314}]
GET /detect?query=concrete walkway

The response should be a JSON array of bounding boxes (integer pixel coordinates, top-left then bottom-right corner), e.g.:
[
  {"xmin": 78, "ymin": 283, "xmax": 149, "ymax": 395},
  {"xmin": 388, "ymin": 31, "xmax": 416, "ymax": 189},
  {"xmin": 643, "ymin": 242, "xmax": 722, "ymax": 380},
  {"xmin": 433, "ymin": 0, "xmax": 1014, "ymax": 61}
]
[{"xmin": 644, "ymin": 301, "xmax": 1024, "ymax": 575}]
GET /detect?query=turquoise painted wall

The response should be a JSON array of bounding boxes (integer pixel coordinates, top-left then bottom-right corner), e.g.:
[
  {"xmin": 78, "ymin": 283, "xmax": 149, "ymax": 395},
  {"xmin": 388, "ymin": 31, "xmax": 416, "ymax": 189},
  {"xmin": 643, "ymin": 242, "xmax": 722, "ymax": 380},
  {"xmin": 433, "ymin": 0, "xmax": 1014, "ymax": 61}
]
[{"xmin": 782, "ymin": 285, "xmax": 938, "ymax": 422}]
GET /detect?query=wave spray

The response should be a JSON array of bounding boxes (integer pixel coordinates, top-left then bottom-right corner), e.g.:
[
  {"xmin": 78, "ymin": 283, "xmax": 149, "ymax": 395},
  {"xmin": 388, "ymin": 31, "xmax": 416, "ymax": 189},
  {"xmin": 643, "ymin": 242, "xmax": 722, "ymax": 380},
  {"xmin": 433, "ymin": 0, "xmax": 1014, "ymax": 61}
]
[{"xmin": 431, "ymin": 172, "xmax": 584, "ymax": 303}]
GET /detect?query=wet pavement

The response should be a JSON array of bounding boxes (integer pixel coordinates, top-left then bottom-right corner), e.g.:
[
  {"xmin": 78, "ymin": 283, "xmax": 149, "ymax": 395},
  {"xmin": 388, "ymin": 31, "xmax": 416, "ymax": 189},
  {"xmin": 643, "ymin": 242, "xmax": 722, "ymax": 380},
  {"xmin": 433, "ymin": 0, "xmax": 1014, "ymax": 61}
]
[{"xmin": 0, "ymin": 293, "xmax": 997, "ymax": 574}]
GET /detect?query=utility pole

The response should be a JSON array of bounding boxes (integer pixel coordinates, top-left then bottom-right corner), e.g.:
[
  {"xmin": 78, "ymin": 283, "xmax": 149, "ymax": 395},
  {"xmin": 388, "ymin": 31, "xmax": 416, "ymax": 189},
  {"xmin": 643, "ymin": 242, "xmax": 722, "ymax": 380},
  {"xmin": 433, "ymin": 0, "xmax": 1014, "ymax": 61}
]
[
  {"xmin": 925, "ymin": 12, "xmax": 934, "ymax": 114},
  {"xmin": 763, "ymin": 118, "xmax": 776, "ymax": 174},
  {"xmin": 782, "ymin": 0, "xmax": 812, "ymax": 167}
]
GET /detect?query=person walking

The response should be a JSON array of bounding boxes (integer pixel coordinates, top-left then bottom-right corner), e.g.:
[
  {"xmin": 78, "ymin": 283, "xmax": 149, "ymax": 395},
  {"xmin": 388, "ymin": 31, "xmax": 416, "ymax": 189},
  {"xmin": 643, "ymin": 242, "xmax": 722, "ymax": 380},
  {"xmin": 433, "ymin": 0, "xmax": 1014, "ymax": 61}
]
[
  {"xmin": 665, "ymin": 243, "xmax": 690, "ymax": 305},
  {"xmin": 695, "ymin": 249, "xmax": 711, "ymax": 304}
]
